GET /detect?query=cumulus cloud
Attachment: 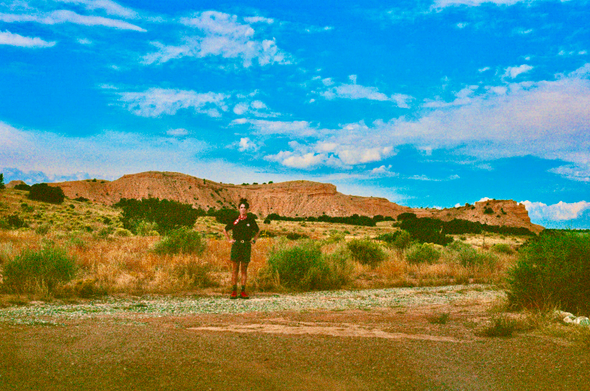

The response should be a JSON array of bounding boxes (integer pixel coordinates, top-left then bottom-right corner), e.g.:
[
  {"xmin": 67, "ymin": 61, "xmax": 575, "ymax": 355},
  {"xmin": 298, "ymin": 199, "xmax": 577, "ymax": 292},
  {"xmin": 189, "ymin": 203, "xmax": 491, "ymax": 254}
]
[
  {"xmin": 0, "ymin": 10, "xmax": 145, "ymax": 31},
  {"xmin": 257, "ymin": 65, "xmax": 590, "ymax": 176},
  {"xmin": 143, "ymin": 10, "xmax": 290, "ymax": 67},
  {"xmin": 118, "ymin": 88, "xmax": 230, "ymax": 118},
  {"xmin": 0, "ymin": 30, "xmax": 56, "ymax": 48},
  {"xmin": 238, "ymin": 137, "xmax": 258, "ymax": 152},
  {"xmin": 504, "ymin": 64, "xmax": 533, "ymax": 79},
  {"xmin": 521, "ymin": 200, "xmax": 590, "ymax": 221}
]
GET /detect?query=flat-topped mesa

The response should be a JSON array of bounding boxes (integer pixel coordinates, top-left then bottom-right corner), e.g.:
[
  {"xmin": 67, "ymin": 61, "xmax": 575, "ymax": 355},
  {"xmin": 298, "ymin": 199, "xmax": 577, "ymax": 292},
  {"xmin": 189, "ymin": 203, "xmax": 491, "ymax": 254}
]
[{"xmin": 48, "ymin": 171, "xmax": 543, "ymax": 233}]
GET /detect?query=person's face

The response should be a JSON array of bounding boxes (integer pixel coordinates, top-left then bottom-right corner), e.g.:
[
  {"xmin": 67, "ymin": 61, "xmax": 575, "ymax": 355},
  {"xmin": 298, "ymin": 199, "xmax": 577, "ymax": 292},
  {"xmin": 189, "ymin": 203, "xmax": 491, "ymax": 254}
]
[{"xmin": 239, "ymin": 204, "xmax": 248, "ymax": 216}]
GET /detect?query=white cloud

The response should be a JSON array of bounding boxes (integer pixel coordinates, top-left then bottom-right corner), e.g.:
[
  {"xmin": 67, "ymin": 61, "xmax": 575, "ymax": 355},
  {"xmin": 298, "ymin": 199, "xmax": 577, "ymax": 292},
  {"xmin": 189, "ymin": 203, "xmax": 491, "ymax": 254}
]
[
  {"xmin": 167, "ymin": 128, "xmax": 189, "ymax": 136},
  {"xmin": 433, "ymin": 0, "xmax": 529, "ymax": 8},
  {"xmin": 478, "ymin": 67, "xmax": 491, "ymax": 73},
  {"xmin": 317, "ymin": 77, "xmax": 413, "ymax": 108},
  {"xmin": 521, "ymin": 201, "xmax": 590, "ymax": 221},
  {"xmin": 231, "ymin": 119, "xmax": 319, "ymax": 138},
  {"xmin": 76, "ymin": 37, "xmax": 92, "ymax": 45},
  {"xmin": 370, "ymin": 165, "xmax": 398, "ymax": 176},
  {"xmin": 264, "ymin": 64, "xmax": 590, "ymax": 176},
  {"xmin": 55, "ymin": 0, "xmax": 138, "ymax": 19},
  {"xmin": 504, "ymin": 64, "xmax": 533, "ymax": 79},
  {"xmin": 118, "ymin": 88, "xmax": 229, "ymax": 117},
  {"xmin": 0, "ymin": 30, "xmax": 56, "ymax": 48},
  {"xmin": 143, "ymin": 11, "xmax": 290, "ymax": 67},
  {"xmin": 266, "ymin": 151, "xmax": 326, "ymax": 169},
  {"xmin": 243, "ymin": 16, "xmax": 274, "ymax": 24},
  {"xmin": 0, "ymin": 10, "xmax": 145, "ymax": 31},
  {"xmin": 238, "ymin": 137, "xmax": 258, "ymax": 152}
]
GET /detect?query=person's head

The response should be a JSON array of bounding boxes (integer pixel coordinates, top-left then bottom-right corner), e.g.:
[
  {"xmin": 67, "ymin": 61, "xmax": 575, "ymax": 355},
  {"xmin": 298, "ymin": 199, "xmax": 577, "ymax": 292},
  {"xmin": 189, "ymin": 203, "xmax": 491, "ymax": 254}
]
[{"xmin": 238, "ymin": 198, "xmax": 249, "ymax": 215}]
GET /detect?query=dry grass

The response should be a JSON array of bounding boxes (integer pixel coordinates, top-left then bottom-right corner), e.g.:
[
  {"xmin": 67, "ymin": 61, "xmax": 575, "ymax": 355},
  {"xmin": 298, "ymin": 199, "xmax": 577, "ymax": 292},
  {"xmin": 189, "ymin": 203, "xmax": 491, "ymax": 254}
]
[{"xmin": 0, "ymin": 188, "xmax": 522, "ymax": 299}]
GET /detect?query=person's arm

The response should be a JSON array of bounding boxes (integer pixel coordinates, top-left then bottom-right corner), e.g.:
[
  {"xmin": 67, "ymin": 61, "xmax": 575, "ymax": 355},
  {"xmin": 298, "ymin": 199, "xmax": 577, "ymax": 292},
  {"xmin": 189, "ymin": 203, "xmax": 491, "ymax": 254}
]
[
  {"xmin": 224, "ymin": 226, "xmax": 235, "ymax": 243},
  {"xmin": 251, "ymin": 218, "xmax": 260, "ymax": 244}
]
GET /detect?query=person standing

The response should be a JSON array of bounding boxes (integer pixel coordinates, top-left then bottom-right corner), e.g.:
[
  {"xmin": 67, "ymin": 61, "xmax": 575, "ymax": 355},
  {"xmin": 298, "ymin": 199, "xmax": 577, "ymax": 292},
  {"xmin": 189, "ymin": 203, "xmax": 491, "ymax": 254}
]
[{"xmin": 224, "ymin": 198, "xmax": 260, "ymax": 299}]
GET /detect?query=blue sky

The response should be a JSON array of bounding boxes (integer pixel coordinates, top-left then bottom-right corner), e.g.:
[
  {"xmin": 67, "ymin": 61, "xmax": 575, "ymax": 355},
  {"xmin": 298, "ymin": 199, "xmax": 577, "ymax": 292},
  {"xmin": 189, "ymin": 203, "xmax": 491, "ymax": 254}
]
[{"xmin": 1, "ymin": 0, "xmax": 589, "ymax": 228}]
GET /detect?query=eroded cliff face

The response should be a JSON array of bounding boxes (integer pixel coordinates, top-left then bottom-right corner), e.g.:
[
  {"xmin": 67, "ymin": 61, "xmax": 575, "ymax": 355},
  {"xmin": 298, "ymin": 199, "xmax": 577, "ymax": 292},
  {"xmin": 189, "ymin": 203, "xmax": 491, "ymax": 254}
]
[{"xmin": 50, "ymin": 171, "xmax": 543, "ymax": 233}]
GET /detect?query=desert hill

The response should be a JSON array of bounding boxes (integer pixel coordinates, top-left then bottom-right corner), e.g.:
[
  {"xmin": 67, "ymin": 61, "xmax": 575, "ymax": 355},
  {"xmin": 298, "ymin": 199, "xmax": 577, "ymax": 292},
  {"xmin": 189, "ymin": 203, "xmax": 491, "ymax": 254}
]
[{"xmin": 50, "ymin": 171, "xmax": 543, "ymax": 233}]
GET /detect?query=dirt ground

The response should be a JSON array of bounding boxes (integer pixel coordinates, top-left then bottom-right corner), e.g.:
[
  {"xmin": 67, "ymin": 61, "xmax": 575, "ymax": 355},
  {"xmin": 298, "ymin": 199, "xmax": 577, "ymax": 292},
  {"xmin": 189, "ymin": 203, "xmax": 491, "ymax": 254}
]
[{"xmin": 2, "ymin": 297, "xmax": 590, "ymax": 391}]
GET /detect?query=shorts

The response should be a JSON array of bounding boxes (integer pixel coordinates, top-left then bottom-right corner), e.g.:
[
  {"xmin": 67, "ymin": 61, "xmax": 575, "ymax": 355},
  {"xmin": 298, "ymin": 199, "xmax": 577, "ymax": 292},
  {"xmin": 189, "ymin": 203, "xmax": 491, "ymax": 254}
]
[{"xmin": 231, "ymin": 241, "xmax": 252, "ymax": 264}]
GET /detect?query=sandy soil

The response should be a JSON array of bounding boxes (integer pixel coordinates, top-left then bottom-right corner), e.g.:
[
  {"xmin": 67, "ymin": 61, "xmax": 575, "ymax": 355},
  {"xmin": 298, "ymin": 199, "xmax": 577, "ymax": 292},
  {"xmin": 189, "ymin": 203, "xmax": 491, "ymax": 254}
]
[{"xmin": 1, "ymin": 291, "xmax": 589, "ymax": 391}]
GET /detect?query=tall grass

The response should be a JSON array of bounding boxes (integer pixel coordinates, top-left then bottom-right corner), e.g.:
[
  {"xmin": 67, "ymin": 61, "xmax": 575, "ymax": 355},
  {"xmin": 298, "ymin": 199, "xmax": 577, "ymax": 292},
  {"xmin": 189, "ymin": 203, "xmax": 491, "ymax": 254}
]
[
  {"xmin": 2, "ymin": 245, "xmax": 77, "ymax": 294},
  {"xmin": 152, "ymin": 227, "xmax": 206, "ymax": 255}
]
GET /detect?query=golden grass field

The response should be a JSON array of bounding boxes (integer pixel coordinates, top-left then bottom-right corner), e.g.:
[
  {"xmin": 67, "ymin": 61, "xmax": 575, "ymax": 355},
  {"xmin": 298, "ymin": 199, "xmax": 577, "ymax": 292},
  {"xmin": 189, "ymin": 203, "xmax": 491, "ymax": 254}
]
[{"xmin": 0, "ymin": 188, "xmax": 528, "ymax": 302}]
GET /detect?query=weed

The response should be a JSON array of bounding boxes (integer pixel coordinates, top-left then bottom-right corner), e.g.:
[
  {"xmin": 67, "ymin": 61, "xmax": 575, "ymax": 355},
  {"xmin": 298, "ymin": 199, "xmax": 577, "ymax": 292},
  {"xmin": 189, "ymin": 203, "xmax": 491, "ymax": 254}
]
[
  {"xmin": 427, "ymin": 312, "xmax": 450, "ymax": 324},
  {"xmin": 405, "ymin": 243, "xmax": 440, "ymax": 264},
  {"xmin": 478, "ymin": 315, "xmax": 518, "ymax": 337},
  {"xmin": 152, "ymin": 228, "xmax": 206, "ymax": 255},
  {"xmin": 2, "ymin": 245, "xmax": 78, "ymax": 294},
  {"xmin": 347, "ymin": 239, "xmax": 386, "ymax": 267}
]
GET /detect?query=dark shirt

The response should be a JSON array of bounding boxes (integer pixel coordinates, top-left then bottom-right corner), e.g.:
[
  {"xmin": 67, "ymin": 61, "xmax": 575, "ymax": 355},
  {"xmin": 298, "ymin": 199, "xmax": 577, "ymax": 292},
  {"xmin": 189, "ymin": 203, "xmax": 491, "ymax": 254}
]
[{"xmin": 225, "ymin": 214, "xmax": 259, "ymax": 241}]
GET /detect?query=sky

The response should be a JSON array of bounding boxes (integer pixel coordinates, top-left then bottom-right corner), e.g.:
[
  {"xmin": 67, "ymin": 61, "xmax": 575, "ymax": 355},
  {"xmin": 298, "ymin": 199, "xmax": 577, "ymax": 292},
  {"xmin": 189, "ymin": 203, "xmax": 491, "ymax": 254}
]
[{"xmin": 0, "ymin": 0, "xmax": 589, "ymax": 229}]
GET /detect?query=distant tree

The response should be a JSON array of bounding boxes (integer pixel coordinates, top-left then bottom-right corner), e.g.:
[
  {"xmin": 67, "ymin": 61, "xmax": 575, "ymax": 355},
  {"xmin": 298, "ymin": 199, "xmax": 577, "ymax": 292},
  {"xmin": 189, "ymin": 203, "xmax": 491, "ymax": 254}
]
[
  {"xmin": 28, "ymin": 183, "xmax": 65, "ymax": 204},
  {"xmin": 0, "ymin": 173, "xmax": 4, "ymax": 190}
]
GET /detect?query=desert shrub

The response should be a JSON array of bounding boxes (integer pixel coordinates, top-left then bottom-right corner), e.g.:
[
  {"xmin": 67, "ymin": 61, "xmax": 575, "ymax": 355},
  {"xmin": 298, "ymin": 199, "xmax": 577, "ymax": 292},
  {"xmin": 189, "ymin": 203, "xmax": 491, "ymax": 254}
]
[
  {"xmin": 14, "ymin": 183, "xmax": 31, "ymax": 190},
  {"xmin": 376, "ymin": 230, "xmax": 411, "ymax": 250},
  {"xmin": 347, "ymin": 239, "xmax": 386, "ymax": 267},
  {"xmin": 6, "ymin": 214, "xmax": 27, "ymax": 229},
  {"xmin": 115, "ymin": 198, "xmax": 201, "ymax": 234},
  {"xmin": 135, "ymin": 220, "xmax": 159, "ymax": 236},
  {"xmin": 266, "ymin": 239, "xmax": 350, "ymax": 290},
  {"xmin": 491, "ymin": 243, "xmax": 514, "ymax": 255},
  {"xmin": 507, "ymin": 232, "xmax": 590, "ymax": 313},
  {"xmin": 286, "ymin": 232, "xmax": 309, "ymax": 240},
  {"xmin": 324, "ymin": 231, "xmax": 345, "ymax": 244},
  {"xmin": 478, "ymin": 315, "xmax": 518, "ymax": 338},
  {"xmin": 405, "ymin": 243, "xmax": 441, "ymax": 264},
  {"xmin": 399, "ymin": 218, "xmax": 453, "ymax": 246},
  {"xmin": 113, "ymin": 228, "xmax": 133, "ymax": 237},
  {"xmin": 28, "ymin": 183, "xmax": 65, "ymax": 204},
  {"xmin": 152, "ymin": 228, "xmax": 206, "ymax": 255},
  {"xmin": 2, "ymin": 245, "xmax": 78, "ymax": 293},
  {"xmin": 448, "ymin": 244, "xmax": 498, "ymax": 268}
]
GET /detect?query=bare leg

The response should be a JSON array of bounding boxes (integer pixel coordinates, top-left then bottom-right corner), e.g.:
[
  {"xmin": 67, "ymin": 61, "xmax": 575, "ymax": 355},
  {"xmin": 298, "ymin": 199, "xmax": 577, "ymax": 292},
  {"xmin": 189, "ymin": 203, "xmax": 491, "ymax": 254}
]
[
  {"xmin": 231, "ymin": 261, "xmax": 240, "ymax": 287},
  {"xmin": 240, "ymin": 263, "xmax": 248, "ymax": 287}
]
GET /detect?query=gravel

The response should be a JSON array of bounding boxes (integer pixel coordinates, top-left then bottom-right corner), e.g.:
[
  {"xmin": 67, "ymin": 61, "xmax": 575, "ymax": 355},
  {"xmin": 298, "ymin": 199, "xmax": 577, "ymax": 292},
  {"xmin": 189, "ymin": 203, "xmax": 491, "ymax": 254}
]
[{"xmin": 0, "ymin": 285, "xmax": 505, "ymax": 325}]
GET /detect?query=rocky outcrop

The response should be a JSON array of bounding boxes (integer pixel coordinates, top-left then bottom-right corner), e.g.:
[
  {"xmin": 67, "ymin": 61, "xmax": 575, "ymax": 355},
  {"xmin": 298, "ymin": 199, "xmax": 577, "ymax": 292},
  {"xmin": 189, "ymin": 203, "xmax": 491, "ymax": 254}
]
[
  {"xmin": 49, "ymin": 171, "xmax": 543, "ymax": 233},
  {"xmin": 6, "ymin": 180, "xmax": 27, "ymax": 188}
]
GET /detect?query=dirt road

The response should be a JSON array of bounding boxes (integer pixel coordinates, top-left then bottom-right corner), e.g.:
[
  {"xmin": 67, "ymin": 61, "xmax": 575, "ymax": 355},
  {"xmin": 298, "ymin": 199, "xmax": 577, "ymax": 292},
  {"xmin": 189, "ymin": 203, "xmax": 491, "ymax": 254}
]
[{"xmin": 1, "ymin": 286, "xmax": 589, "ymax": 390}]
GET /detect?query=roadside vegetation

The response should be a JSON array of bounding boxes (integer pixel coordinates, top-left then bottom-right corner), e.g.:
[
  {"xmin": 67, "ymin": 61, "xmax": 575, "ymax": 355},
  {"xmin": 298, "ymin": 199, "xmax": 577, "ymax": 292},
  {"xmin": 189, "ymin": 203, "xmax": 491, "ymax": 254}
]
[{"xmin": 2, "ymin": 185, "xmax": 590, "ymax": 342}]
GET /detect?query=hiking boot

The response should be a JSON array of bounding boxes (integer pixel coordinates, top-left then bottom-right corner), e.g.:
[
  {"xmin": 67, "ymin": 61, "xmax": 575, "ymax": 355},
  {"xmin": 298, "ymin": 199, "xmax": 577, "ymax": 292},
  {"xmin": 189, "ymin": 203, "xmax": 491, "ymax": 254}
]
[
  {"xmin": 230, "ymin": 290, "xmax": 238, "ymax": 299},
  {"xmin": 240, "ymin": 291, "xmax": 249, "ymax": 300}
]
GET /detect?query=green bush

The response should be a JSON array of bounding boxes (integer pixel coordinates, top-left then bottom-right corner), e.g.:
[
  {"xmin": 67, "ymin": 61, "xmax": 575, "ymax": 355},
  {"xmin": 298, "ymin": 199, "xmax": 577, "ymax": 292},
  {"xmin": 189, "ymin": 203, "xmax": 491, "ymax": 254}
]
[
  {"xmin": 113, "ymin": 228, "xmax": 133, "ymax": 237},
  {"xmin": 115, "ymin": 198, "xmax": 201, "ymax": 234},
  {"xmin": 491, "ymin": 243, "xmax": 514, "ymax": 255},
  {"xmin": 6, "ymin": 214, "xmax": 27, "ymax": 229},
  {"xmin": 135, "ymin": 221, "xmax": 159, "ymax": 236},
  {"xmin": 28, "ymin": 183, "xmax": 65, "ymax": 204},
  {"xmin": 405, "ymin": 243, "xmax": 441, "ymax": 264},
  {"xmin": 265, "ymin": 239, "xmax": 351, "ymax": 290},
  {"xmin": 152, "ymin": 228, "xmax": 206, "ymax": 255},
  {"xmin": 448, "ymin": 244, "xmax": 498, "ymax": 268},
  {"xmin": 2, "ymin": 245, "xmax": 78, "ymax": 293},
  {"xmin": 347, "ymin": 239, "xmax": 386, "ymax": 267},
  {"xmin": 507, "ymin": 232, "xmax": 590, "ymax": 313}
]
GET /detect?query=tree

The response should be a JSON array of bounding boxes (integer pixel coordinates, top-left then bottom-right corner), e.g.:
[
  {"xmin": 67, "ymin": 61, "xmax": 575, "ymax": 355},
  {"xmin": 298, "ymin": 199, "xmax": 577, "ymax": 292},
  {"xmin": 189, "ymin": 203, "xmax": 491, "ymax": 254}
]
[
  {"xmin": 0, "ymin": 173, "xmax": 4, "ymax": 190},
  {"xmin": 28, "ymin": 183, "xmax": 65, "ymax": 204}
]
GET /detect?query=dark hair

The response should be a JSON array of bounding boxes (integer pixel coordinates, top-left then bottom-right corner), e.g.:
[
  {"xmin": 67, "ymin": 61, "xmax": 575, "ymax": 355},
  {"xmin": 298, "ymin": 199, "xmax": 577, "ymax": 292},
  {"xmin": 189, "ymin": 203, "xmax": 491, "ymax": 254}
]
[{"xmin": 238, "ymin": 198, "xmax": 249, "ymax": 209}]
